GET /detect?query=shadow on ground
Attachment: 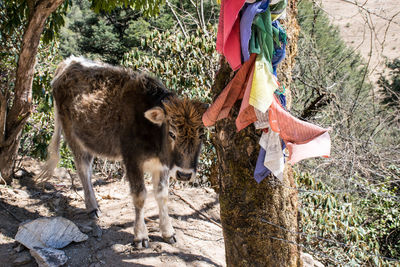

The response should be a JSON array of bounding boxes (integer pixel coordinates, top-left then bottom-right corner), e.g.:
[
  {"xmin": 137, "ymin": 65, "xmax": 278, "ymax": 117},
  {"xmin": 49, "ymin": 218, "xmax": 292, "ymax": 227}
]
[{"xmin": 0, "ymin": 161, "xmax": 225, "ymax": 266}]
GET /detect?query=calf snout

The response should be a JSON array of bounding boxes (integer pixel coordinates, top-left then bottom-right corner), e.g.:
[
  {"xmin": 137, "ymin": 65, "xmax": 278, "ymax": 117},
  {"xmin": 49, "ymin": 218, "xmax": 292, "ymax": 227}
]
[{"xmin": 176, "ymin": 171, "xmax": 192, "ymax": 181}]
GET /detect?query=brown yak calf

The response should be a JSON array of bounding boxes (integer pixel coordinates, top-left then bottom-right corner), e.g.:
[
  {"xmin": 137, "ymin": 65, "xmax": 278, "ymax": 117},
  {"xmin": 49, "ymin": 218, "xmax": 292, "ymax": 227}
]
[{"xmin": 38, "ymin": 56, "xmax": 207, "ymax": 248}]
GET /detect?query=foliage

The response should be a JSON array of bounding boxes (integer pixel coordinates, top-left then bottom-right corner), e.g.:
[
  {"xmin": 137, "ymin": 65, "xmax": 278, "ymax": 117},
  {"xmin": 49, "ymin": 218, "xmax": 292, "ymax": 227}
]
[
  {"xmin": 90, "ymin": 0, "xmax": 164, "ymax": 16},
  {"xmin": 0, "ymin": 31, "xmax": 19, "ymax": 113},
  {"xmin": 294, "ymin": 0, "xmax": 400, "ymax": 198},
  {"xmin": 294, "ymin": 0, "xmax": 400, "ymax": 265},
  {"xmin": 123, "ymin": 27, "xmax": 218, "ymax": 101},
  {"xmin": 0, "ymin": 0, "xmax": 162, "ymax": 45},
  {"xmin": 378, "ymin": 59, "xmax": 400, "ymax": 121},
  {"xmin": 161, "ymin": 0, "xmax": 219, "ymax": 34},
  {"xmin": 297, "ymin": 172, "xmax": 400, "ymax": 266},
  {"xmin": 58, "ymin": 0, "xmax": 219, "ymax": 64},
  {"xmin": 59, "ymin": 0, "xmax": 156, "ymax": 64},
  {"xmin": 0, "ymin": 0, "xmax": 71, "ymax": 45}
]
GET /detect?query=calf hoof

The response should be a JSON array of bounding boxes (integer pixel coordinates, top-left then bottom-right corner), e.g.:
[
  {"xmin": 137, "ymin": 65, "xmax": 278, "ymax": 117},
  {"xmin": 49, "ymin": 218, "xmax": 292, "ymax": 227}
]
[
  {"xmin": 134, "ymin": 239, "xmax": 149, "ymax": 249},
  {"xmin": 91, "ymin": 223, "xmax": 102, "ymax": 238},
  {"xmin": 164, "ymin": 235, "xmax": 177, "ymax": 244},
  {"xmin": 88, "ymin": 209, "xmax": 101, "ymax": 219}
]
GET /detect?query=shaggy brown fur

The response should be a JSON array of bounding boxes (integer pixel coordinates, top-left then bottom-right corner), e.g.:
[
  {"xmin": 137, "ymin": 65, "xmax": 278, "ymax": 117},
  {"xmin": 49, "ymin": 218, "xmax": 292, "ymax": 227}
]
[
  {"xmin": 164, "ymin": 97, "xmax": 205, "ymax": 153},
  {"xmin": 37, "ymin": 56, "xmax": 207, "ymax": 248}
]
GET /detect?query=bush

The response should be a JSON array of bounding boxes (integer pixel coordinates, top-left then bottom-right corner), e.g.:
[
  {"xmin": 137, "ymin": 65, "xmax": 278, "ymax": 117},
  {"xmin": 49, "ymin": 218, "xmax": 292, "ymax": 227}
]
[
  {"xmin": 297, "ymin": 172, "xmax": 400, "ymax": 265},
  {"xmin": 378, "ymin": 59, "xmax": 400, "ymax": 122},
  {"xmin": 294, "ymin": 0, "xmax": 400, "ymax": 265}
]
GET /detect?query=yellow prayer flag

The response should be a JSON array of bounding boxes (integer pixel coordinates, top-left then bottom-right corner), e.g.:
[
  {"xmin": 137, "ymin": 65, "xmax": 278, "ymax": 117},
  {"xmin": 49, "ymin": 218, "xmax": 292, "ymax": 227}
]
[{"xmin": 249, "ymin": 55, "xmax": 279, "ymax": 113}]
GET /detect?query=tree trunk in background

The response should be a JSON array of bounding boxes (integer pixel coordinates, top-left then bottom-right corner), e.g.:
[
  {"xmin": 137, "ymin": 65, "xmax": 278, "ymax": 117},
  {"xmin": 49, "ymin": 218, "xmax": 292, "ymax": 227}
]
[
  {"xmin": 0, "ymin": 0, "xmax": 65, "ymax": 183},
  {"xmin": 211, "ymin": 1, "xmax": 300, "ymax": 266}
]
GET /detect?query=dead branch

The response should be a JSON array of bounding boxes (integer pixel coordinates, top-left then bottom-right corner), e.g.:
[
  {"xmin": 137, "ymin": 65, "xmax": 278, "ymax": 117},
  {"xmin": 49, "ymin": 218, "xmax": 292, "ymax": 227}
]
[
  {"xmin": 165, "ymin": 0, "xmax": 188, "ymax": 38},
  {"xmin": 337, "ymin": 0, "xmax": 400, "ymax": 26}
]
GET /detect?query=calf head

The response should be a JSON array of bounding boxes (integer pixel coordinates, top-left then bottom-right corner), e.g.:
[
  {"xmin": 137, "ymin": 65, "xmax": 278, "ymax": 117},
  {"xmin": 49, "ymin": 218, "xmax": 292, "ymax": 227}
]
[{"xmin": 144, "ymin": 97, "xmax": 207, "ymax": 181}]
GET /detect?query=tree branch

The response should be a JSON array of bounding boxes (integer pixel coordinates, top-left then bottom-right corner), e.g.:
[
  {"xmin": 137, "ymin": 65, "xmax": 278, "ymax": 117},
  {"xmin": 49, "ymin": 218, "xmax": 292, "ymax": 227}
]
[
  {"xmin": 7, "ymin": 0, "xmax": 64, "ymax": 133},
  {"xmin": 165, "ymin": 0, "xmax": 188, "ymax": 38},
  {"xmin": 337, "ymin": 0, "xmax": 400, "ymax": 26},
  {"xmin": 0, "ymin": 89, "xmax": 7, "ymax": 144}
]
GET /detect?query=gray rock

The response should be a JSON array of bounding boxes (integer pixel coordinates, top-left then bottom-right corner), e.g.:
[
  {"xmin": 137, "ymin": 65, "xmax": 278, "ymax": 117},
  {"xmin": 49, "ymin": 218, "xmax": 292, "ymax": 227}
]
[
  {"xmin": 15, "ymin": 217, "xmax": 88, "ymax": 250},
  {"xmin": 13, "ymin": 251, "xmax": 32, "ymax": 266},
  {"xmin": 301, "ymin": 252, "xmax": 324, "ymax": 267},
  {"xmin": 30, "ymin": 247, "xmax": 68, "ymax": 267},
  {"xmin": 78, "ymin": 224, "xmax": 93, "ymax": 234},
  {"xmin": 111, "ymin": 244, "xmax": 128, "ymax": 253}
]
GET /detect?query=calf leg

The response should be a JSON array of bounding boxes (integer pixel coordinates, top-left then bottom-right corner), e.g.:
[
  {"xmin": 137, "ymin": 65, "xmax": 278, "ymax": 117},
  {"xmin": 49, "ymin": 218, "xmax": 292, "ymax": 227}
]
[
  {"xmin": 125, "ymin": 162, "xmax": 149, "ymax": 248},
  {"xmin": 62, "ymin": 126, "xmax": 99, "ymax": 217},
  {"xmin": 73, "ymin": 152, "xmax": 102, "ymax": 235},
  {"xmin": 152, "ymin": 169, "xmax": 176, "ymax": 244},
  {"xmin": 75, "ymin": 152, "xmax": 99, "ymax": 217}
]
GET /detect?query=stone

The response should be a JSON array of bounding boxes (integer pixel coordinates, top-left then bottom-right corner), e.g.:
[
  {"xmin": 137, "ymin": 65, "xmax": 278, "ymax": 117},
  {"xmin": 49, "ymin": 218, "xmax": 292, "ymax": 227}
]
[
  {"xmin": 301, "ymin": 252, "xmax": 324, "ymax": 267},
  {"xmin": 111, "ymin": 244, "xmax": 128, "ymax": 253},
  {"xmin": 30, "ymin": 247, "xmax": 68, "ymax": 267},
  {"xmin": 12, "ymin": 189, "xmax": 30, "ymax": 198},
  {"xmin": 13, "ymin": 251, "xmax": 32, "ymax": 266},
  {"xmin": 79, "ymin": 224, "xmax": 93, "ymax": 234},
  {"xmin": 15, "ymin": 217, "xmax": 88, "ymax": 250}
]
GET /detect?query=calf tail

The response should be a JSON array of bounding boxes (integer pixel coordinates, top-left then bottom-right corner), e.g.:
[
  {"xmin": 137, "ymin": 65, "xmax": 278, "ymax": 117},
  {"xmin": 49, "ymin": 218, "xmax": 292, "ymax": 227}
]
[{"xmin": 36, "ymin": 104, "xmax": 62, "ymax": 182}]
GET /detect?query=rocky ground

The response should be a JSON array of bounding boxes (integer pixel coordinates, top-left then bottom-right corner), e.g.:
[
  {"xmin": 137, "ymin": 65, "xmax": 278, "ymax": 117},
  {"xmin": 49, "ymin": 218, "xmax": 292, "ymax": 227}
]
[{"xmin": 0, "ymin": 158, "xmax": 225, "ymax": 267}]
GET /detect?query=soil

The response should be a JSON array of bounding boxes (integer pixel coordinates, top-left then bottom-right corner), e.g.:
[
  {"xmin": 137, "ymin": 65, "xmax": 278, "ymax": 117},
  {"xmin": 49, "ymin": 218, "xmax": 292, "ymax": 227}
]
[
  {"xmin": 321, "ymin": 0, "xmax": 400, "ymax": 81},
  {"xmin": 0, "ymin": 158, "xmax": 225, "ymax": 267}
]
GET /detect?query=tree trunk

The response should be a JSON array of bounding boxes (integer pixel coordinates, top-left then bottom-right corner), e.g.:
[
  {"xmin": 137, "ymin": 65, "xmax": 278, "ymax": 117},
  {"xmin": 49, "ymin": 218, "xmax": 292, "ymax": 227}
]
[
  {"xmin": 0, "ymin": 0, "xmax": 65, "ymax": 183},
  {"xmin": 211, "ymin": 1, "xmax": 300, "ymax": 266}
]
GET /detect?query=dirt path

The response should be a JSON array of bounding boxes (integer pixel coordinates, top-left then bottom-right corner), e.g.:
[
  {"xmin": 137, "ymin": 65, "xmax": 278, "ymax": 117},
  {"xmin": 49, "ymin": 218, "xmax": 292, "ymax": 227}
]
[{"xmin": 0, "ymin": 158, "xmax": 225, "ymax": 267}]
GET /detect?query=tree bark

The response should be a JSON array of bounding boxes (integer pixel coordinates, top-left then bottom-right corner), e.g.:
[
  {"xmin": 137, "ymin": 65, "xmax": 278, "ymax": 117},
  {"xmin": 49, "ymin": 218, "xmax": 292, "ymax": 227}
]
[
  {"xmin": 211, "ymin": 1, "xmax": 300, "ymax": 266},
  {"xmin": 0, "ymin": 0, "xmax": 65, "ymax": 183}
]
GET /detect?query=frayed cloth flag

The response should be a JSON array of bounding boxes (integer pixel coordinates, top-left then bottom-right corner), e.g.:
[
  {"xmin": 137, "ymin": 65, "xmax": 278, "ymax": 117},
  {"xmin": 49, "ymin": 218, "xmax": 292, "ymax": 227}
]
[
  {"xmin": 202, "ymin": 54, "xmax": 257, "ymax": 128},
  {"xmin": 216, "ymin": 0, "xmax": 246, "ymax": 70},
  {"xmin": 268, "ymin": 96, "xmax": 331, "ymax": 164},
  {"xmin": 259, "ymin": 129, "xmax": 284, "ymax": 181}
]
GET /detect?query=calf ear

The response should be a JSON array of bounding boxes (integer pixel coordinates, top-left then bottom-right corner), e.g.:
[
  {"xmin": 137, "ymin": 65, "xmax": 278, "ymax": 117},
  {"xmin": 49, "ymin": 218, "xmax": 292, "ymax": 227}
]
[{"xmin": 144, "ymin": 107, "xmax": 165, "ymax": 126}]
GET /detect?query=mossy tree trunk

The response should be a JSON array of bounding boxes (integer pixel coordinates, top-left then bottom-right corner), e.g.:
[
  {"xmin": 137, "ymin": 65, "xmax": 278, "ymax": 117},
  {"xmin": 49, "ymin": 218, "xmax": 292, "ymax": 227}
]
[{"xmin": 211, "ymin": 1, "xmax": 300, "ymax": 266}]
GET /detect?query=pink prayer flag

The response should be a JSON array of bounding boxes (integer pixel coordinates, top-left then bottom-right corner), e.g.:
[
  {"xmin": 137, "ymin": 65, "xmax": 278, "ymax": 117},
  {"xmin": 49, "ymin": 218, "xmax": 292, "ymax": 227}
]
[
  {"xmin": 286, "ymin": 131, "xmax": 331, "ymax": 164},
  {"xmin": 216, "ymin": 0, "xmax": 245, "ymax": 71},
  {"xmin": 236, "ymin": 65, "xmax": 257, "ymax": 131},
  {"xmin": 268, "ymin": 96, "xmax": 331, "ymax": 163},
  {"xmin": 203, "ymin": 54, "xmax": 257, "ymax": 127}
]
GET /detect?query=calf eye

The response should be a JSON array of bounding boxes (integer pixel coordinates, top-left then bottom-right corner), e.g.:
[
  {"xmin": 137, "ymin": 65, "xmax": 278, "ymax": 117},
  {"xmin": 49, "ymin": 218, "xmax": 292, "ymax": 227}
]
[{"xmin": 169, "ymin": 131, "xmax": 176, "ymax": 140}]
